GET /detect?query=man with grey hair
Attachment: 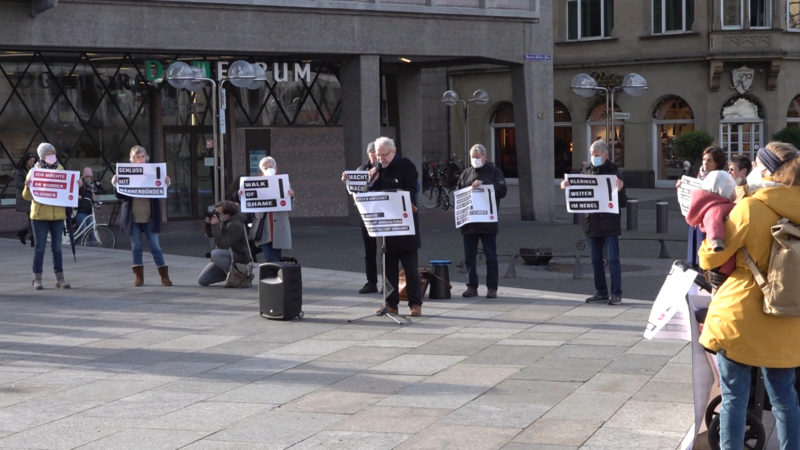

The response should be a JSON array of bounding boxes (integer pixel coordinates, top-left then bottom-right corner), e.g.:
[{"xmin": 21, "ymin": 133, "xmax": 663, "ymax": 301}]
[
  {"xmin": 368, "ymin": 136, "xmax": 422, "ymax": 316},
  {"xmin": 561, "ymin": 139, "xmax": 625, "ymax": 305},
  {"xmin": 457, "ymin": 143, "xmax": 507, "ymax": 298}
]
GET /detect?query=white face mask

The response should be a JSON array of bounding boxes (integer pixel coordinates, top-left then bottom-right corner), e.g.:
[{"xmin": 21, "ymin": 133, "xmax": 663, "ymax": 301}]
[
  {"xmin": 471, "ymin": 158, "xmax": 484, "ymax": 169},
  {"xmin": 746, "ymin": 168, "xmax": 763, "ymax": 186},
  {"xmin": 44, "ymin": 154, "xmax": 57, "ymax": 165},
  {"xmin": 264, "ymin": 168, "xmax": 276, "ymax": 177}
]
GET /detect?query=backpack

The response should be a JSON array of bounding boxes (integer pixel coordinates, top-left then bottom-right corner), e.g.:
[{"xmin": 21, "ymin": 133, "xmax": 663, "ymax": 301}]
[{"xmin": 740, "ymin": 219, "xmax": 800, "ymax": 317}]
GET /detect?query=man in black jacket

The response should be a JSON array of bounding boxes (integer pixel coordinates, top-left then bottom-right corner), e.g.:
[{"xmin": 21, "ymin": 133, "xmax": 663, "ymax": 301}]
[
  {"xmin": 561, "ymin": 139, "xmax": 625, "ymax": 305},
  {"xmin": 342, "ymin": 142, "xmax": 380, "ymax": 294},
  {"xmin": 458, "ymin": 144, "xmax": 507, "ymax": 298},
  {"xmin": 368, "ymin": 137, "xmax": 422, "ymax": 316},
  {"xmin": 198, "ymin": 200, "xmax": 253, "ymax": 287}
]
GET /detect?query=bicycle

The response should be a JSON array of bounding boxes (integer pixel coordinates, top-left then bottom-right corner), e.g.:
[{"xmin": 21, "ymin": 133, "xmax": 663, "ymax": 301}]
[
  {"xmin": 65, "ymin": 201, "xmax": 116, "ymax": 248},
  {"xmin": 420, "ymin": 162, "xmax": 451, "ymax": 210}
]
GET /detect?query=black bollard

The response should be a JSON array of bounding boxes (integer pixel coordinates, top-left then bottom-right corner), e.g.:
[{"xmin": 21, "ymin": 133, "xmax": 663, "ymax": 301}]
[
  {"xmin": 626, "ymin": 198, "xmax": 639, "ymax": 231},
  {"xmin": 656, "ymin": 201, "xmax": 669, "ymax": 233}
]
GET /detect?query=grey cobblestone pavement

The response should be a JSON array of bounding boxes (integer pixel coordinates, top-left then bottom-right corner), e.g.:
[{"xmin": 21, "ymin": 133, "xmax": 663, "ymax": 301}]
[{"xmin": 0, "ymin": 186, "xmax": 780, "ymax": 448}]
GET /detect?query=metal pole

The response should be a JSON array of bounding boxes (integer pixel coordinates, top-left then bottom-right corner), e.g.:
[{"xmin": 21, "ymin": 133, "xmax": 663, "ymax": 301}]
[
  {"xmin": 219, "ymin": 79, "xmax": 227, "ymax": 204},
  {"xmin": 199, "ymin": 78, "xmax": 220, "ymax": 204},
  {"xmin": 609, "ymin": 87, "xmax": 616, "ymax": 162},
  {"xmin": 462, "ymin": 100, "xmax": 469, "ymax": 164}
]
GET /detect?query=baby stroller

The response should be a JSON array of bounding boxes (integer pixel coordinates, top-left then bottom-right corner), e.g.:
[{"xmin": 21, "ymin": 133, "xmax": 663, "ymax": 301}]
[{"xmin": 690, "ymin": 265, "xmax": 800, "ymax": 450}]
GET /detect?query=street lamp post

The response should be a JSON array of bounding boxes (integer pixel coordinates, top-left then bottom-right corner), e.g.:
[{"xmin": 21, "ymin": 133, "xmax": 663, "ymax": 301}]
[
  {"xmin": 442, "ymin": 89, "xmax": 489, "ymax": 164},
  {"xmin": 570, "ymin": 72, "xmax": 648, "ymax": 161},
  {"xmin": 166, "ymin": 61, "xmax": 266, "ymax": 204}
]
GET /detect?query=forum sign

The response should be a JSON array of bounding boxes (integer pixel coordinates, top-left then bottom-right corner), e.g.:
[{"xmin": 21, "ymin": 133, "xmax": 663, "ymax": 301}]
[{"xmin": 144, "ymin": 60, "xmax": 312, "ymax": 83}]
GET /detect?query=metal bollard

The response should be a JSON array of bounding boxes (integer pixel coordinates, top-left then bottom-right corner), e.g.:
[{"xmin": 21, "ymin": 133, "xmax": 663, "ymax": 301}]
[
  {"xmin": 656, "ymin": 201, "xmax": 669, "ymax": 233},
  {"xmin": 626, "ymin": 198, "xmax": 639, "ymax": 231}
]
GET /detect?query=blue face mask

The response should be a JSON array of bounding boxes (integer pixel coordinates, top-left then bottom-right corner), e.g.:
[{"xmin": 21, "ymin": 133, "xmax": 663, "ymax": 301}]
[{"xmin": 591, "ymin": 156, "xmax": 603, "ymax": 167}]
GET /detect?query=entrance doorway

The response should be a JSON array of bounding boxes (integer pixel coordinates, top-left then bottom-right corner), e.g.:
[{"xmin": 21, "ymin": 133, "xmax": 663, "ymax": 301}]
[{"xmin": 163, "ymin": 126, "xmax": 215, "ymax": 218}]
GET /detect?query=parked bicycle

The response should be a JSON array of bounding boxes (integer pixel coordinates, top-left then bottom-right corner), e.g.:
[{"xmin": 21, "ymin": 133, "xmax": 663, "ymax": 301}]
[
  {"xmin": 420, "ymin": 159, "xmax": 455, "ymax": 210},
  {"xmin": 65, "ymin": 201, "xmax": 116, "ymax": 248}
]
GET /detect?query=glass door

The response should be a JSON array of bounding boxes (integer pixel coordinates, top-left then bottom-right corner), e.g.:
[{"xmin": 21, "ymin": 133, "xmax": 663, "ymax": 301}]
[{"xmin": 163, "ymin": 126, "xmax": 214, "ymax": 218}]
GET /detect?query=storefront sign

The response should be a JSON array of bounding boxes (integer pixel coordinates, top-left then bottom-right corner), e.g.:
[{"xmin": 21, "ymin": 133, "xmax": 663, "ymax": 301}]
[{"xmin": 144, "ymin": 59, "xmax": 312, "ymax": 83}]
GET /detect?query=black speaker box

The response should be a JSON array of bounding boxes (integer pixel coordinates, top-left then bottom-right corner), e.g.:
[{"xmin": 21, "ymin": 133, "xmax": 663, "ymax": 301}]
[{"xmin": 259, "ymin": 261, "xmax": 303, "ymax": 320}]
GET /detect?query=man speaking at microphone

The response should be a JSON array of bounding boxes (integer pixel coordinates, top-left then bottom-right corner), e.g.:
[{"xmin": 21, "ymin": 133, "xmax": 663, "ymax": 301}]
[{"xmin": 368, "ymin": 137, "xmax": 422, "ymax": 317}]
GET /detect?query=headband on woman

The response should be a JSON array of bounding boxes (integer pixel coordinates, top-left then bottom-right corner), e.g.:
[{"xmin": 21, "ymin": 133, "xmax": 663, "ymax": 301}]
[{"xmin": 757, "ymin": 147, "xmax": 784, "ymax": 174}]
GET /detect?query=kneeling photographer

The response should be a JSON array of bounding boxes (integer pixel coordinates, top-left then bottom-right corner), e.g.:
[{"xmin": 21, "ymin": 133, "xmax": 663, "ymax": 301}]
[{"xmin": 198, "ymin": 200, "xmax": 254, "ymax": 288}]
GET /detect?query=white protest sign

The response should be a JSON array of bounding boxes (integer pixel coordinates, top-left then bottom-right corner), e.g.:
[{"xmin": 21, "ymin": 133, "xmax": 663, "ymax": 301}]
[
  {"xmin": 354, "ymin": 191, "xmax": 415, "ymax": 237},
  {"xmin": 28, "ymin": 168, "xmax": 80, "ymax": 207},
  {"xmin": 115, "ymin": 163, "xmax": 168, "ymax": 198},
  {"xmin": 644, "ymin": 262, "xmax": 699, "ymax": 341},
  {"xmin": 454, "ymin": 186, "xmax": 498, "ymax": 229},
  {"xmin": 239, "ymin": 174, "xmax": 293, "ymax": 213},
  {"xmin": 677, "ymin": 175, "xmax": 702, "ymax": 216},
  {"xmin": 344, "ymin": 170, "xmax": 370, "ymax": 194},
  {"xmin": 564, "ymin": 174, "xmax": 619, "ymax": 214}
]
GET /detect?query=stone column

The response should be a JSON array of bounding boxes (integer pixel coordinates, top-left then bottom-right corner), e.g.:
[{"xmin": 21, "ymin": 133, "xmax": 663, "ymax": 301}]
[
  {"xmin": 340, "ymin": 55, "xmax": 381, "ymax": 220},
  {"xmin": 395, "ymin": 65, "xmax": 422, "ymax": 166}
]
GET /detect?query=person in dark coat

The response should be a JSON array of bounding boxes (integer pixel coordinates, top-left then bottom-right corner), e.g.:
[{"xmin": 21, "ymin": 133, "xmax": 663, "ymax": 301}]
[
  {"xmin": 198, "ymin": 200, "xmax": 253, "ymax": 287},
  {"xmin": 342, "ymin": 141, "xmax": 380, "ymax": 294},
  {"xmin": 14, "ymin": 152, "xmax": 37, "ymax": 246},
  {"xmin": 561, "ymin": 139, "xmax": 625, "ymax": 305},
  {"xmin": 457, "ymin": 144, "xmax": 507, "ymax": 299},
  {"xmin": 368, "ymin": 136, "xmax": 422, "ymax": 317},
  {"xmin": 112, "ymin": 145, "xmax": 172, "ymax": 287}
]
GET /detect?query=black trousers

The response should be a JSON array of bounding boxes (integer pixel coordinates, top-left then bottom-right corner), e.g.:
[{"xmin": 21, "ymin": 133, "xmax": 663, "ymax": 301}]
[
  {"xmin": 361, "ymin": 223, "xmax": 377, "ymax": 284},
  {"xmin": 384, "ymin": 249, "xmax": 421, "ymax": 308}
]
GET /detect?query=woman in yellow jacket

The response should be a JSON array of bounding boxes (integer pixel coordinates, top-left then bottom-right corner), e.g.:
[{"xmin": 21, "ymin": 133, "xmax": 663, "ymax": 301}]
[
  {"xmin": 22, "ymin": 143, "xmax": 72, "ymax": 290},
  {"xmin": 699, "ymin": 142, "xmax": 800, "ymax": 449}
]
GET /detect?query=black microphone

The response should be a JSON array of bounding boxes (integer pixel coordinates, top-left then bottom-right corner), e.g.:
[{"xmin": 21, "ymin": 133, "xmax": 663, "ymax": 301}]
[
  {"xmin": 375, "ymin": 163, "xmax": 382, "ymax": 171},
  {"xmin": 369, "ymin": 163, "xmax": 382, "ymax": 186}
]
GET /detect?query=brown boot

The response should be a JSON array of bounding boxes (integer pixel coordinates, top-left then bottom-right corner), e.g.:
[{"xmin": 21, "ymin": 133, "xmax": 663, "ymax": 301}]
[
  {"xmin": 132, "ymin": 265, "xmax": 144, "ymax": 286},
  {"xmin": 157, "ymin": 265, "xmax": 173, "ymax": 286}
]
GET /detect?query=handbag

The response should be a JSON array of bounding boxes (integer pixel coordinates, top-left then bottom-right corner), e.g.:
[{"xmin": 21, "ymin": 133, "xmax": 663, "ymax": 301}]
[
  {"xmin": 740, "ymin": 219, "xmax": 800, "ymax": 317},
  {"xmin": 226, "ymin": 223, "xmax": 255, "ymax": 288},
  {"xmin": 398, "ymin": 268, "xmax": 447, "ymax": 300}
]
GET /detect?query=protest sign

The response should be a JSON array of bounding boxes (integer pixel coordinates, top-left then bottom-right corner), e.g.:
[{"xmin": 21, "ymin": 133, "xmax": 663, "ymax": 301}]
[
  {"xmin": 28, "ymin": 168, "xmax": 79, "ymax": 207},
  {"xmin": 564, "ymin": 174, "xmax": 619, "ymax": 214},
  {"xmin": 239, "ymin": 174, "xmax": 293, "ymax": 213},
  {"xmin": 343, "ymin": 170, "xmax": 370, "ymax": 193},
  {"xmin": 354, "ymin": 191, "xmax": 415, "ymax": 237},
  {"xmin": 115, "ymin": 163, "xmax": 168, "ymax": 198},
  {"xmin": 676, "ymin": 175, "xmax": 702, "ymax": 216},
  {"xmin": 453, "ymin": 185, "xmax": 498, "ymax": 229}
]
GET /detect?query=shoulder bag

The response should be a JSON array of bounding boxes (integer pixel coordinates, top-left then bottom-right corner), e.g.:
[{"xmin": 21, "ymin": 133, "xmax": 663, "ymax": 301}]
[{"xmin": 226, "ymin": 223, "xmax": 255, "ymax": 288}]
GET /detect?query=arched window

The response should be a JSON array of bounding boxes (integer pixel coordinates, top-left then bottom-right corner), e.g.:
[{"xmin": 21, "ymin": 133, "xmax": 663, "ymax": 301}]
[
  {"xmin": 719, "ymin": 95, "xmax": 763, "ymax": 162},
  {"xmin": 587, "ymin": 101, "xmax": 625, "ymax": 166},
  {"xmin": 554, "ymin": 100, "xmax": 573, "ymax": 178},
  {"xmin": 787, "ymin": 94, "xmax": 800, "ymax": 128},
  {"xmin": 652, "ymin": 95, "xmax": 694, "ymax": 182},
  {"xmin": 490, "ymin": 102, "xmax": 517, "ymax": 178}
]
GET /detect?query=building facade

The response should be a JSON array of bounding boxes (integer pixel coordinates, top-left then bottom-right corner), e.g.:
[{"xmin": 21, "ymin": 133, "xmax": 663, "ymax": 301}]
[
  {"xmin": 451, "ymin": 1, "xmax": 800, "ymax": 189},
  {"xmin": 0, "ymin": 0, "xmax": 554, "ymax": 233}
]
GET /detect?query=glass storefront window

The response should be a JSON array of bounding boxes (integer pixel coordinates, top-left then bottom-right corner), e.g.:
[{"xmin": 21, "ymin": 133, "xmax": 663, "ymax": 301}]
[
  {"xmin": 787, "ymin": 94, "xmax": 800, "ymax": 127},
  {"xmin": 587, "ymin": 101, "xmax": 625, "ymax": 167},
  {"xmin": 653, "ymin": 96, "xmax": 694, "ymax": 181},
  {"xmin": 719, "ymin": 96, "xmax": 762, "ymax": 161},
  {"xmin": 554, "ymin": 100, "xmax": 573, "ymax": 177},
  {"xmin": 491, "ymin": 102, "xmax": 517, "ymax": 178}
]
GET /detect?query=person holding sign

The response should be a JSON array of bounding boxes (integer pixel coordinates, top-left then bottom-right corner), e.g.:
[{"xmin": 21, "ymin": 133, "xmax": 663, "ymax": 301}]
[
  {"xmin": 22, "ymin": 143, "xmax": 72, "ymax": 290},
  {"xmin": 248, "ymin": 156, "xmax": 294, "ymax": 262},
  {"xmin": 112, "ymin": 145, "xmax": 172, "ymax": 287},
  {"xmin": 561, "ymin": 139, "xmax": 624, "ymax": 305},
  {"xmin": 342, "ymin": 142, "xmax": 380, "ymax": 294},
  {"xmin": 457, "ymin": 144, "xmax": 507, "ymax": 299},
  {"xmin": 369, "ymin": 137, "xmax": 423, "ymax": 317}
]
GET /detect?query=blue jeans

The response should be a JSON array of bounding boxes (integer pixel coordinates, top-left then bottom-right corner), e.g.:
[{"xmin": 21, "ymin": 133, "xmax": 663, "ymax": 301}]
[
  {"xmin": 463, "ymin": 233, "xmax": 498, "ymax": 290},
  {"xmin": 261, "ymin": 242, "xmax": 281, "ymax": 262},
  {"xmin": 32, "ymin": 219, "xmax": 64, "ymax": 274},
  {"xmin": 588, "ymin": 236, "xmax": 621, "ymax": 297},
  {"xmin": 197, "ymin": 248, "xmax": 230, "ymax": 286},
  {"xmin": 130, "ymin": 222, "xmax": 165, "ymax": 267},
  {"xmin": 716, "ymin": 353, "xmax": 800, "ymax": 450}
]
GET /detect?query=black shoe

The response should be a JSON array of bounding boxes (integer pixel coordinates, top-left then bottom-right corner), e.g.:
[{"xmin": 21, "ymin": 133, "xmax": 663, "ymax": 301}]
[
  {"xmin": 359, "ymin": 282, "xmax": 378, "ymax": 294},
  {"xmin": 17, "ymin": 230, "xmax": 26, "ymax": 245},
  {"xmin": 608, "ymin": 295, "xmax": 622, "ymax": 305},
  {"xmin": 585, "ymin": 294, "xmax": 609, "ymax": 303}
]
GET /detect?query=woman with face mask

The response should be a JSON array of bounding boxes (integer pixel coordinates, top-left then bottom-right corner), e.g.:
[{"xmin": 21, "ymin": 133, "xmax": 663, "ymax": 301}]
[
  {"xmin": 246, "ymin": 156, "xmax": 295, "ymax": 262},
  {"xmin": 22, "ymin": 143, "xmax": 72, "ymax": 290}
]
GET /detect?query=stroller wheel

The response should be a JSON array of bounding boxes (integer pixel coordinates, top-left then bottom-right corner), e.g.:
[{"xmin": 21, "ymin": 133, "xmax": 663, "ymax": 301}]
[
  {"xmin": 708, "ymin": 410, "xmax": 766, "ymax": 450},
  {"xmin": 704, "ymin": 395, "xmax": 722, "ymax": 427}
]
